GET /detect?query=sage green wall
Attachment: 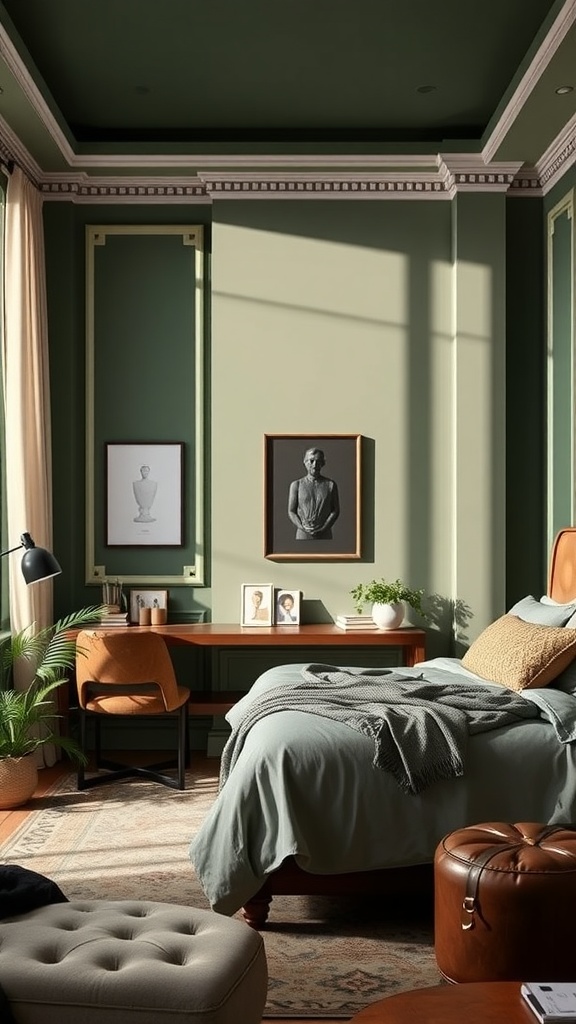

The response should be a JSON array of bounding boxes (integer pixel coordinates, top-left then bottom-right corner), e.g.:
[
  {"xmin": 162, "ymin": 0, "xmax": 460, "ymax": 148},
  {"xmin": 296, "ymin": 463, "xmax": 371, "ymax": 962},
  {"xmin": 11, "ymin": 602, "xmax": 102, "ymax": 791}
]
[
  {"xmin": 44, "ymin": 193, "xmax": 544, "ymax": 655},
  {"xmin": 210, "ymin": 198, "xmax": 510, "ymax": 647},
  {"xmin": 452, "ymin": 193, "xmax": 507, "ymax": 647}
]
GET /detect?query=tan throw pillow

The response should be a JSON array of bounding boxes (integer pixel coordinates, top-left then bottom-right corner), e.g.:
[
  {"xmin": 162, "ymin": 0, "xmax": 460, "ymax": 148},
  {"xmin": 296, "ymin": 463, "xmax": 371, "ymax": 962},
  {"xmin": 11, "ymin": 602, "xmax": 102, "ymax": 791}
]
[{"xmin": 462, "ymin": 614, "xmax": 576, "ymax": 691}]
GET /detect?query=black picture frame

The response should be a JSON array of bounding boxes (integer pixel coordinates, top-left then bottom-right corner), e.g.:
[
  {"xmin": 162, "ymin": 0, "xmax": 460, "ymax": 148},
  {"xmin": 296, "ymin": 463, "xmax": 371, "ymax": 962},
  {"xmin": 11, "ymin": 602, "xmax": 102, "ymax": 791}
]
[
  {"xmin": 105, "ymin": 442, "xmax": 184, "ymax": 547},
  {"xmin": 264, "ymin": 434, "xmax": 362, "ymax": 561}
]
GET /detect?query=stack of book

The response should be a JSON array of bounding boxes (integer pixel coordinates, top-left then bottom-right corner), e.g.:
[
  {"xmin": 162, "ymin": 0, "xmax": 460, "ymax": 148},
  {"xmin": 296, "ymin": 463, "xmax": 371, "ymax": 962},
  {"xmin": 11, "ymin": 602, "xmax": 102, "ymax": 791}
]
[
  {"xmin": 334, "ymin": 614, "xmax": 378, "ymax": 631},
  {"xmin": 99, "ymin": 606, "xmax": 130, "ymax": 628},
  {"xmin": 521, "ymin": 983, "xmax": 576, "ymax": 1023}
]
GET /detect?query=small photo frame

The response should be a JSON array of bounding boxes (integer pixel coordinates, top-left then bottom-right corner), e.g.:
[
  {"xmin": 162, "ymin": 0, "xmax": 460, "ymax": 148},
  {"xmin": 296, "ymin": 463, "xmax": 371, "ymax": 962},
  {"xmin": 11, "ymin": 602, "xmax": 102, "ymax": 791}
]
[
  {"xmin": 275, "ymin": 589, "xmax": 301, "ymax": 625},
  {"xmin": 130, "ymin": 588, "xmax": 168, "ymax": 624},
  {"xmin": 241, "ymin": 584, "xmax": 274, "ymax": 627},
  {"xmin": 264, "ymin": 434, "xmax": 362, "ymax": 561}
]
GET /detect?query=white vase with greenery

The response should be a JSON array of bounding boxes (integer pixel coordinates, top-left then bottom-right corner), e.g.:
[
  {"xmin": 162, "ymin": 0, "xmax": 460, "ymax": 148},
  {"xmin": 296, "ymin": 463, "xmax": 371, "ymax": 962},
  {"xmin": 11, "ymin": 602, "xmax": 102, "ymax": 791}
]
[{"xmin": 350, "ymin": 578, "xmax": 428, "ymax": 630}]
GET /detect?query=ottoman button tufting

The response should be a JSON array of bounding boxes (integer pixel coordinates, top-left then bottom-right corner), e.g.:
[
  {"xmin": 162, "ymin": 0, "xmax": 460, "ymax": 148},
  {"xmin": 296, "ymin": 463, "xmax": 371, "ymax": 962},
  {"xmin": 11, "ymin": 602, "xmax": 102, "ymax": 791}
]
[
  {"xmin": 0, "ymin": 899, "xmax": 267, "ymax": 1024},
  {"xmin": 434, "ymin": 821, "xmax": 576, "ymax": 984}
]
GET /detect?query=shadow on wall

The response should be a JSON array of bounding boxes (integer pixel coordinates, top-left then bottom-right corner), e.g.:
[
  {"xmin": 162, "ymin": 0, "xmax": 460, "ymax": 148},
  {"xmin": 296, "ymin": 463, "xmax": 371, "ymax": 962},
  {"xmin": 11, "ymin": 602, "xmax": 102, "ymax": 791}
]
[
  {"xmin": 300, "ymin": 599, "xmax": 333, "ymax": 624},
  {"xmin": 425, "ymin": 592, "xmax": 473, "ymax": 659},
  {"xmin": 300, "ymin": 593, "xmax": 473, "ymax": 656}
]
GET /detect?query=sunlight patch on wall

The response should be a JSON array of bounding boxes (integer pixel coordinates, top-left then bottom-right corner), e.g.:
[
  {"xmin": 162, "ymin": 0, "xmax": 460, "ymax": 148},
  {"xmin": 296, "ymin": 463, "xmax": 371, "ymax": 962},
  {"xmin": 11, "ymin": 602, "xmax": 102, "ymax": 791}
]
[
  {"xmin": 212, "ymin": 223, "xmax": 408, "ymax": 327},
  {"xmin": 455, "ymin": 259, "xmax": 497, "ymax": 630},
  {"xmin": 212, "ymin": 222, "xmax": 410, "ymax": 426},
  {"xmin": 428, "ymin": 258, "xmax": 454, "ymax": 591}
]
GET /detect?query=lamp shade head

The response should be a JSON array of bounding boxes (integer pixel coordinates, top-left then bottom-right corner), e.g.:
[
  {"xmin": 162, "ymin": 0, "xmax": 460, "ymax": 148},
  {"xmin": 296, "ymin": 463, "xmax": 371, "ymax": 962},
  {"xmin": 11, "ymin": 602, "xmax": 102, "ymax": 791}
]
[{"xmin": 19, "ymin": 533, "xmax": 62, "ymax": 585}]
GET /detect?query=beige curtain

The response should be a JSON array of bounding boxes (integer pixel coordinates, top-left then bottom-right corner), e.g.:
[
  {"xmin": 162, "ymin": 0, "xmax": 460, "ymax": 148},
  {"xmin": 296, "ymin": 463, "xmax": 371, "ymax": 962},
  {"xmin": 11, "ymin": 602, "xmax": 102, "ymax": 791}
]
[{"xmin": 2, "ymin": 166, "xmax": 56, "ymax": 765}]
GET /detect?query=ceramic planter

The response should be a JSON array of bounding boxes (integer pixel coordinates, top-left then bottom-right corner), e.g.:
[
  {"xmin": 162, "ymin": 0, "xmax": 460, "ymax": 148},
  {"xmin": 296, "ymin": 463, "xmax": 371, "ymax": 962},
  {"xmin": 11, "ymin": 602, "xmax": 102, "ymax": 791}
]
[{"xmin": 371, "ymin": 601, "xmax": 404, "ymax": 630}]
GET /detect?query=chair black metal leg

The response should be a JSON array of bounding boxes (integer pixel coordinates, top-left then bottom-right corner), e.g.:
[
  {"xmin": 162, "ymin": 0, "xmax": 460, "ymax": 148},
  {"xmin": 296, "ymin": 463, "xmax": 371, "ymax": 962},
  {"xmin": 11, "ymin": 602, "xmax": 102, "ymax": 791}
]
[
  {"xmin": 177, "ymin": 703, "xmax": 188, "ymax": 789},
  {"xmin": 76, "ymin": 707, "xmax": 188, "ymax": 792},
  {"xmin": 94, "ymin": 716, "xmax": 102, "ymax": 767}
]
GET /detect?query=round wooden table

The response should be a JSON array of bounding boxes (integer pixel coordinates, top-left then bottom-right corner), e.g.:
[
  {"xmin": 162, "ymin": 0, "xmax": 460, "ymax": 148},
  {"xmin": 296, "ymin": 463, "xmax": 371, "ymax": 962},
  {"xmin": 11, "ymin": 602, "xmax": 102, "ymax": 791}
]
[{"xmin": 350, "ymin": 982, "xmax": 536, "ymax": 1022}]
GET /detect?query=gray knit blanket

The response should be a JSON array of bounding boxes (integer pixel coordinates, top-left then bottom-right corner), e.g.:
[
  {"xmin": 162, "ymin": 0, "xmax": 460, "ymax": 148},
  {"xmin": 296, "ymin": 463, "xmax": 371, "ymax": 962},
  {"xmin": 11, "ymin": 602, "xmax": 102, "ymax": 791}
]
[{"xmin": 220, "ymin": 663, "xmax": 540, "ymax": 795}]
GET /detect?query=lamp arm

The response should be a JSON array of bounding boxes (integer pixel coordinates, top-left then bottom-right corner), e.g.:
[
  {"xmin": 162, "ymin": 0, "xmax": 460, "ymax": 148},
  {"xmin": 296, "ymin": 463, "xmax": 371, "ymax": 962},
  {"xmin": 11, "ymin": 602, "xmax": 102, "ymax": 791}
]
[{"xmin": 0, "ymin": 542, "xmax": 24, "ymax": 558}]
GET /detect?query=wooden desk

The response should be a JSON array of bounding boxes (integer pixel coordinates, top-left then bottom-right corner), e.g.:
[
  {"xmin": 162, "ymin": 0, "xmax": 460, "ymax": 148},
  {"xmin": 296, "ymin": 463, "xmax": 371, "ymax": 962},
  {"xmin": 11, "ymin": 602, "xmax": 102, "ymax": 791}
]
[
  {"xmin": 128, "ymin": 623, "xmax": 427, "ymax": 716},
  {"xmin": 130, "ymin": 623, "xmax": 426, "ymax": 665},
  {"xmin": 351, "ymin": 982, "xmax": 533, "ymax": 1023}
]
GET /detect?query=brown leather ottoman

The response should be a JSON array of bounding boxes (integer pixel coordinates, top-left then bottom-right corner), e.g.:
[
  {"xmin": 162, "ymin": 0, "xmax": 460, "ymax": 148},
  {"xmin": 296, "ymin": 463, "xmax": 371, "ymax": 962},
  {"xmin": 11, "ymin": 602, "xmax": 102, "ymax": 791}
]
[{"xmin": 434, "ymin": 821, "xmax": 576, "ymax": 983}]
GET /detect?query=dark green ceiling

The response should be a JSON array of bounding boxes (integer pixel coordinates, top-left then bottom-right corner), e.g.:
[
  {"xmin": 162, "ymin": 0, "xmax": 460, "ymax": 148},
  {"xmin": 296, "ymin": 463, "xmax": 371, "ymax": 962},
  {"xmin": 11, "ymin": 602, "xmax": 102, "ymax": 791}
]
[{"xmin": 0, "ymin": 0, "xmax": 574, "ymax": 177}]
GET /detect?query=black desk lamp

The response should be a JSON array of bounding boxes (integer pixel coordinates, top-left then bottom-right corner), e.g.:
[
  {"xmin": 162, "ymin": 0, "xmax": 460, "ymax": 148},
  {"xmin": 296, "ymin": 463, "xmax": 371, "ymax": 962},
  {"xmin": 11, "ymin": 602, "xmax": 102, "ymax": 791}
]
[{"xmin": 1, "ymin": 532, "xmax": 62, "ymax": 584}]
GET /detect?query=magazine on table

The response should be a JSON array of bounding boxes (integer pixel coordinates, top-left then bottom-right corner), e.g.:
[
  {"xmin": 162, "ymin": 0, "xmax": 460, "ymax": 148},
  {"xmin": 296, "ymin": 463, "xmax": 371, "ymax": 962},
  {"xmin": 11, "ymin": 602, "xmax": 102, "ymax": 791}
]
[{"xmin": 521, "ymin": 983, "xmax": 576, "ymax": 1022}]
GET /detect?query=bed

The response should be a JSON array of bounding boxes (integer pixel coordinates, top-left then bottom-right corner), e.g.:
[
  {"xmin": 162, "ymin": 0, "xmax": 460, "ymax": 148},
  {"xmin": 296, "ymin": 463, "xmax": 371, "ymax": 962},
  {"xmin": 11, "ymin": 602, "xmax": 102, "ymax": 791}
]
[{"xmin": 190, "ymin": 527, "xmax": 576, "ymax": 927}]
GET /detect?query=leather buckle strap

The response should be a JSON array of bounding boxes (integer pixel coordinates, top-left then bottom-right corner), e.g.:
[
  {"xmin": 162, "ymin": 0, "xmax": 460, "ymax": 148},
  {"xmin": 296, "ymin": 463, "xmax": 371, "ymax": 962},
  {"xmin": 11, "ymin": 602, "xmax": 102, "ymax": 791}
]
[{"xmin": 460, "ymin": 824, "xmax": 576, "ymax": 931}]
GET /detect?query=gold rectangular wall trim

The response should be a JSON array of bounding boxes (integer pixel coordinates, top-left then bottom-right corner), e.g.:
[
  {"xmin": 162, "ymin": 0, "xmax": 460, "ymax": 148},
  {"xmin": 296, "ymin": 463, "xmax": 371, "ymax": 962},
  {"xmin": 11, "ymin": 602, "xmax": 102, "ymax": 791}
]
[{"xmin": 85, "ymin": 224, "xmax": 205, "ymax": 586}]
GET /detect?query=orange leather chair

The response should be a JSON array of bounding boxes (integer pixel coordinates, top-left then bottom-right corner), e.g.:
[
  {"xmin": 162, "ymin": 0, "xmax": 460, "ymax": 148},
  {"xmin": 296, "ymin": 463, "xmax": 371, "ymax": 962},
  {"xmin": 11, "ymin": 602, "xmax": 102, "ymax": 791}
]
[{"xmin": 75, "ymin": 629, "xmax": 190, "ymax": 790}]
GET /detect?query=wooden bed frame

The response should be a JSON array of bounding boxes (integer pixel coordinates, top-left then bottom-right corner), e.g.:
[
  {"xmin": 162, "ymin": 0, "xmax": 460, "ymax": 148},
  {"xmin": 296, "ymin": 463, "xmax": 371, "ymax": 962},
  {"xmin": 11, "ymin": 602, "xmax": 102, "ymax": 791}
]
[{"xmin": 240, "ymin": 527, "xmax": 576, "ymax": 928}]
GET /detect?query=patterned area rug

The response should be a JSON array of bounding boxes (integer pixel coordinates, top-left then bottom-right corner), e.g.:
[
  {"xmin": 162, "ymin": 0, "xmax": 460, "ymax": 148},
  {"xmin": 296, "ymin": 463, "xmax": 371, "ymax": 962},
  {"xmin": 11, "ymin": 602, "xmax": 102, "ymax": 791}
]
[{"xmin": 0, "ymin": 766, "xmax": 441, "ymax": 1018}]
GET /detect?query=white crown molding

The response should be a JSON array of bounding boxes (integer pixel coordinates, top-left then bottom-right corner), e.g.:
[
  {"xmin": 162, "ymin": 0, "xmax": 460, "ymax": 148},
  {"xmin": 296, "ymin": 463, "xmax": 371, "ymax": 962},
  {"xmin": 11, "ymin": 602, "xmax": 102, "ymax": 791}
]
[
  {"xmin": 29, "ymin": 157, "xmax": 544, "ymax": 202},
  {"xmin": 38, "ymin": 176, "xmax": 210, "ymax": 203},
  {"xmin": 196, "ymin": 168, "xmax": 448, "ymax": 200},
  {"xmin": 32, "ymin": 160, "xmax": 527, "ymax": 202},
  {"xmin": 0, "ymin": 22, "xmax": 76, "ymax": 165},
  {"xmin": 60, "ymin": 152, "xmax": 440, "ymax": 171},
  {"xmin": 0, "ymin": 113, "xmax": 42, "ymax": 182},
  {"xmin": 482, "ymin": 0, "xmax": 576, "ymax": 164},
  {"xmin": 438, "ymin": 156, "xmax": 523, "ymax": 197},
  {"xmin": 536, "ymin": 112, "xmax": 576, "ymax": 193}
]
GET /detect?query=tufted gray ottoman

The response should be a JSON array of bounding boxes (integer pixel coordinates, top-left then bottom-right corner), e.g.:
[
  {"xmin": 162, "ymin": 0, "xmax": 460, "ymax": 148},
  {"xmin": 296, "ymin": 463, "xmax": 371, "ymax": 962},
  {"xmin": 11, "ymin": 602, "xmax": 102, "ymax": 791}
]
[{"xmin": 0, "ymin": 899, "xmax": 267, "ymax": 1024}]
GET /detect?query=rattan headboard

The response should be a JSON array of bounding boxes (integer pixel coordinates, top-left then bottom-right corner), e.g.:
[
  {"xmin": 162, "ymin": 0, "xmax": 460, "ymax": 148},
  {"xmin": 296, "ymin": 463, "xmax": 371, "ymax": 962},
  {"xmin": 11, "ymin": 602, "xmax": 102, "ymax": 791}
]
[{"xmin": 548, "ymin": 528, "xmax": 576, "ymax": 603}]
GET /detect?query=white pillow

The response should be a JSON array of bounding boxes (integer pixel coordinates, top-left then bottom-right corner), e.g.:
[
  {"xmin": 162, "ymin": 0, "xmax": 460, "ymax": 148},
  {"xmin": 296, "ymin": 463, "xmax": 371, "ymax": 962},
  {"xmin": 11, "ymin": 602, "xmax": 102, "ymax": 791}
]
[
  {"xmin": 507, "ymin": 595, "xmax": 576, "ymax": 627},
  {"xmin": 540, "ymin": 595, "xmax": 576, "ymax": 628}
]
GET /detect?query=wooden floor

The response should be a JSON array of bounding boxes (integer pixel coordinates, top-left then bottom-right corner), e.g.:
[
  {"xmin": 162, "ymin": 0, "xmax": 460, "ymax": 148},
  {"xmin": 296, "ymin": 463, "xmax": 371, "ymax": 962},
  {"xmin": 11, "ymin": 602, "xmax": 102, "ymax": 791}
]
[{"xmin": 0, "ymin": 755, "xmax": 350, "ymax": 1024}]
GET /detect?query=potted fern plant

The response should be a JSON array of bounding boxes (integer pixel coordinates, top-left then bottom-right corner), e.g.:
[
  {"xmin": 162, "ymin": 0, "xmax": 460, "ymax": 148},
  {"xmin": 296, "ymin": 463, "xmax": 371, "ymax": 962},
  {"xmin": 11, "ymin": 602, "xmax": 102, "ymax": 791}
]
[
  {"xmin": 350, "ymin": 578, "xmax": 428, "ymax": 629},
  {"xmin": 0, "ymin": 605, "xmax": 104, "ymax": 808}
]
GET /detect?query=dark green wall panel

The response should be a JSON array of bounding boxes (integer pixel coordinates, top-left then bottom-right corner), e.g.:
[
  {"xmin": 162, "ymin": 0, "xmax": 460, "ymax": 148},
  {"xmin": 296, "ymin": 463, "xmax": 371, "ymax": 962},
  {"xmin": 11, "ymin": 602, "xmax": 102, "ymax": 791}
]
[{"xmin": 505, "ymin": 196, "xmax": 546, "ymax": 603}]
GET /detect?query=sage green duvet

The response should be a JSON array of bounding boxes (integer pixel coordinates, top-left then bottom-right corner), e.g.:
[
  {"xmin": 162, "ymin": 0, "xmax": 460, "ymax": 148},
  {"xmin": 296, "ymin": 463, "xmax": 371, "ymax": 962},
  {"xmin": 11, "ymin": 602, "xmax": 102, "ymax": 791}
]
[{"xmin": 189, "ymin": 658, "xmax": 576, "ymax": 915}]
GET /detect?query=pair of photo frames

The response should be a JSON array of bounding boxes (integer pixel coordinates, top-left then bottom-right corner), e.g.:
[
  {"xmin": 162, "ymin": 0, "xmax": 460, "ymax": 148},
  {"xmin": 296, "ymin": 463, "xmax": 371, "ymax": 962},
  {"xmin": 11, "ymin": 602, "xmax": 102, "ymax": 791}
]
[{"xmin": 241, "ymin": 585, "xmax": 301, "ymax": 627}]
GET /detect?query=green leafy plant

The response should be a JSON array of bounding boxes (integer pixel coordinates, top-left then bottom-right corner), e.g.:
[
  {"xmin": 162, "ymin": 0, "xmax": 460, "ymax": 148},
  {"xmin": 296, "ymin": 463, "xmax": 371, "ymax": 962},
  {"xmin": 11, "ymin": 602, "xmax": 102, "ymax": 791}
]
[
  {"xmin": 0, "ymin": 606, "xmax": 105, "ymax": 761},
  {"xmin": 350, "ymin": 578, "xmax": 429, "ymax": 619}
]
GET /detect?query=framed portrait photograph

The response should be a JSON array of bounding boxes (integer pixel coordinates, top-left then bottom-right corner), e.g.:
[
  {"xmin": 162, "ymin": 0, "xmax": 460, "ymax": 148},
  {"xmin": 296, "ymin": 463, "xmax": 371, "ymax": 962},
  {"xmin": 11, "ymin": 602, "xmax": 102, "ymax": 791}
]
[
  {"xmin": 130, "ymin": 588, "xmax": 168, "ymax": 624},
  {"xmin": 264, "ymin": 434, "xmax": 362, "ymax": 561},
  {"xmin": 241, "ymin": 583, "xmax": 274, "ymax": 627},
  {"xmin": 274, "ymin": 588, "xmax": 301, "ymax": 625},
  {"xmin": 106, "ymin": 442, "xmax": 184, "ymax": 547}
]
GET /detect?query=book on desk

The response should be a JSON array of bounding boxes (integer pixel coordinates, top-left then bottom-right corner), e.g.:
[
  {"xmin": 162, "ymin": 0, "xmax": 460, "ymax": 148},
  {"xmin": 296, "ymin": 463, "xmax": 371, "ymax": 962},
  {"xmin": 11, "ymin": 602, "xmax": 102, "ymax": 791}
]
[
  {"xmin": 521, "ymin": 983, "xmax": 576, "ymax": 1022},
  {"xmin": 335, "ymin": 614, "xmax": 378, "ymax": 631}
]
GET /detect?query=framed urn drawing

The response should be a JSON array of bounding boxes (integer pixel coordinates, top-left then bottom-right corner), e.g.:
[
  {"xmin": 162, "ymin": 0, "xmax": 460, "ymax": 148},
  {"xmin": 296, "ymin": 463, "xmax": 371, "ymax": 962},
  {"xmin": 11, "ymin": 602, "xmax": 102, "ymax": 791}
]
[
  {"xmin": 264, "ymin": 434, "xmax": 362, "ymax": 561},
  {"xmin": 106, "ymin": 442, "xmax": 184, "ymax": 547}
]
